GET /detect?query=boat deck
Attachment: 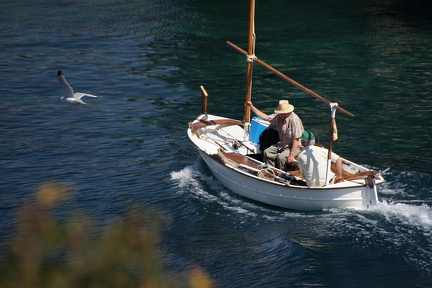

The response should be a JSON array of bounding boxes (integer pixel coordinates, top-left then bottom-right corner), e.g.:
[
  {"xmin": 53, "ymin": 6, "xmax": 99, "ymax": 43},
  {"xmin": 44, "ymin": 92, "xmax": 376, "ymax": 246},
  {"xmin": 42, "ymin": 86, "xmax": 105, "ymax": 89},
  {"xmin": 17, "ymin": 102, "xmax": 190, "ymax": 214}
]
[{"xmin": 222, "ymin": 152, "xmax": 360, "ymax": 181}]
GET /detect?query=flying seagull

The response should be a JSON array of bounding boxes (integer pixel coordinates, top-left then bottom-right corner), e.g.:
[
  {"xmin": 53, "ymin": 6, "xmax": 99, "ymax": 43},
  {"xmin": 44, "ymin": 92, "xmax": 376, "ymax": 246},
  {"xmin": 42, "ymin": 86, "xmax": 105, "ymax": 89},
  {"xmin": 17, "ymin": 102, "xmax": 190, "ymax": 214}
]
[{"xmin": 57, "ymin": 70, "xmax": 101, "ymax": 104}]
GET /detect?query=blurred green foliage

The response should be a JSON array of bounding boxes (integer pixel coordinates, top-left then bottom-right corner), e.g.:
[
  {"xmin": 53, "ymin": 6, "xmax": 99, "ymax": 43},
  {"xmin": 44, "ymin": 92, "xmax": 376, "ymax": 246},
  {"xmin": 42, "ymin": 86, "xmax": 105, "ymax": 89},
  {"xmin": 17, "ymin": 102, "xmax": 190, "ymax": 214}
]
[{"xmin": 0, "ymin": 182, "xmax": 214, "ymax": 288}]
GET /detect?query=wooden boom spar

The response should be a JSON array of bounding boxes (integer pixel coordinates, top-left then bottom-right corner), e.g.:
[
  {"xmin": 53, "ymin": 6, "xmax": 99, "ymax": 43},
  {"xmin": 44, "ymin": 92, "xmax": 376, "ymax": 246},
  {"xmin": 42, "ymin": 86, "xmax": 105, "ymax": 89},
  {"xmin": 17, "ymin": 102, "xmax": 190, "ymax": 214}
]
[{"xmin": 226, "ymin": 41, "xmax": 354, "ymax": 117}]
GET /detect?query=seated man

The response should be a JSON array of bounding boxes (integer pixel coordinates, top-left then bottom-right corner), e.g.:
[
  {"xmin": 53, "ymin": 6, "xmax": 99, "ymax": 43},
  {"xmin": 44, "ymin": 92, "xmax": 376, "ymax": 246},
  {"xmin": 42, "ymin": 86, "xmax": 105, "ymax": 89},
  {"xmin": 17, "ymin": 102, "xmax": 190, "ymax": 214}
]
[
  {"xmin": 248, "ymin": 100, "xmax": 304, "ymax": 170},
  {"xmin": 297, "ymin": 131, "xmax": 343, "ymax": 187}
]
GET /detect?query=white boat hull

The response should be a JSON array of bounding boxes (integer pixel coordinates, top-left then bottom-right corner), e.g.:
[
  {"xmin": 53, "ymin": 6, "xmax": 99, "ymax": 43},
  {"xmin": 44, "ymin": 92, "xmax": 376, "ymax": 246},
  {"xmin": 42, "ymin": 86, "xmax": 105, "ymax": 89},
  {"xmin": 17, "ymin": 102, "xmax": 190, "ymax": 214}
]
[{"xmin": 188, "ymin": 114, "xmax": 384, "ymax": 211}]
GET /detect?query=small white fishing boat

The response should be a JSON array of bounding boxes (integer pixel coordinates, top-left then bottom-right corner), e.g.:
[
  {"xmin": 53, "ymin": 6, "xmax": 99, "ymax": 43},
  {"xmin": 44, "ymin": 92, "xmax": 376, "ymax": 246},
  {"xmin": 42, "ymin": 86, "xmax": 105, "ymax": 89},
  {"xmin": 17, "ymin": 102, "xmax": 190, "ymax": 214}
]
[{"xmin": 187, "ymin": 0, "xmax": 385, "ymax": 211}]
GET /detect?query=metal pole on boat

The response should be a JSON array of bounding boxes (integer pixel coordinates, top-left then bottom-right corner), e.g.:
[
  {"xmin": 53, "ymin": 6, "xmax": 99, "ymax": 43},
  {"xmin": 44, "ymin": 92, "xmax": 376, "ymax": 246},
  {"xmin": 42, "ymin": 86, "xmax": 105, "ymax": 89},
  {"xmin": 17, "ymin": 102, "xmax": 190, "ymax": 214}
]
[
  {"xmin": 325, "ymin": 103, "xmax": 338, "ymax": 186},
  {"xmin": 243, "ymin": 0, "xmax": 256, "ymax": 140}
]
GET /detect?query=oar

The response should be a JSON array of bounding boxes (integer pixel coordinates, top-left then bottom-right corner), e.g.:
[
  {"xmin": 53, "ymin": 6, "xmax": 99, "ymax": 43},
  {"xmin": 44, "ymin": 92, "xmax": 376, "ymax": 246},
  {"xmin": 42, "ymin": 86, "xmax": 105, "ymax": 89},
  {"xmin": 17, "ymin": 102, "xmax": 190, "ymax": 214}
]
[
  {"xmin": 342, "ymin": 170, "xmax": 377, "ymax": 181},
  {"xmin": 217, "ymin": 127, "xmax": 255, "ymax": 153},
  {"xmin": 226, "ymin": 41, "xmax": 354, "ymax": 117}
]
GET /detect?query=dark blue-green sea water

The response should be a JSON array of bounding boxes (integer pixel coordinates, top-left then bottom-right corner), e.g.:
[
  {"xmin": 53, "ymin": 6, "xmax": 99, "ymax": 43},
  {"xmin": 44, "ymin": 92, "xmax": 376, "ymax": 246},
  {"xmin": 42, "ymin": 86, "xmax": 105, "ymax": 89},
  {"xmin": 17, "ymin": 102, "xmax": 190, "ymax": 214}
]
[{"xmin": 1, "ymin": 0, "xmax": 431, "ymax": 287}]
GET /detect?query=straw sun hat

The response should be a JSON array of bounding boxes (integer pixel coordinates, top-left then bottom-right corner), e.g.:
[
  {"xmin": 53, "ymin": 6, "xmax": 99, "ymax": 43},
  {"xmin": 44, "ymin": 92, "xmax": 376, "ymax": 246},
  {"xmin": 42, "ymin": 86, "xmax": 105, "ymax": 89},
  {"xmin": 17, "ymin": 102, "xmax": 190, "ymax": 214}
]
[{"xmin": 274, "ymin": 100, "xmax": 294, "ymax": 114}]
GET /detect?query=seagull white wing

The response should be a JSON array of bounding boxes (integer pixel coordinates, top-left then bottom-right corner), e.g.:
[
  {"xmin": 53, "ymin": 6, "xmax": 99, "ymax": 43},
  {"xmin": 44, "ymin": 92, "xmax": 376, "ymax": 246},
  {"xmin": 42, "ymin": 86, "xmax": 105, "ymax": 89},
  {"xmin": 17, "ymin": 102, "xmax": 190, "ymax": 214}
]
[
  {"xmin": 57, "ymin": 71, "xmax": 74, "ymax": 100},
  {"xmin": 73, "ymin": 92, "xmax": 100, "ymax": 99}
]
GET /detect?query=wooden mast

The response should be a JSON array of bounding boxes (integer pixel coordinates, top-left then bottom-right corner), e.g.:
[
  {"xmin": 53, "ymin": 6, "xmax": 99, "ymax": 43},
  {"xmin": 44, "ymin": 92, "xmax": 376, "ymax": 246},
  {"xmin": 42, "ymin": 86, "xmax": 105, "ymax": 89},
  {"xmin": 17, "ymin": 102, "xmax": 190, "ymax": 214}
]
[{"xmin": 243, "ymin": 0, "xmax": 256, "ymax": 124}]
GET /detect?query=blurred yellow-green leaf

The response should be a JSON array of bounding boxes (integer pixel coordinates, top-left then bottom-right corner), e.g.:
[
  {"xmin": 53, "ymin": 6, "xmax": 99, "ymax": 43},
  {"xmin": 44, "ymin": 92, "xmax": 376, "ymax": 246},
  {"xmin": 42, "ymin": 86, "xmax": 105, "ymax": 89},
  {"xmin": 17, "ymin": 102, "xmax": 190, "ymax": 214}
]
[{"xmin": 0, "ymin": 182, "xmax": 214, "ymax": 288}]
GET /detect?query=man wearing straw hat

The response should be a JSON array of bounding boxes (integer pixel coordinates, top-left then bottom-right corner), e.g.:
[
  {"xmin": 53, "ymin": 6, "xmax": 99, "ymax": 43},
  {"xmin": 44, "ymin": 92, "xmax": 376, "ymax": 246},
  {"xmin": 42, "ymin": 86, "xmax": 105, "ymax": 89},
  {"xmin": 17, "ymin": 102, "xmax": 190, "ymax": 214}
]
[{"xmin": 248, "ymin": 100, "xmax": 304, "ymax": 170}]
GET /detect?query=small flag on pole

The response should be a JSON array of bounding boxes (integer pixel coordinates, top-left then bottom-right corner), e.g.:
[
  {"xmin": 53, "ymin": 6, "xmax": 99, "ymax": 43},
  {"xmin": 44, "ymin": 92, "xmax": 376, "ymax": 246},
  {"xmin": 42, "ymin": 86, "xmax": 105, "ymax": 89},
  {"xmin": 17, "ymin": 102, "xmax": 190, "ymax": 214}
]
[
  {"xmin": 331, "ymin": 117, "xmax": 338, "ymax": 141},
  {"xmin": 330, "ymin": 103, "xmax": 338, "ymax": 141}
]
